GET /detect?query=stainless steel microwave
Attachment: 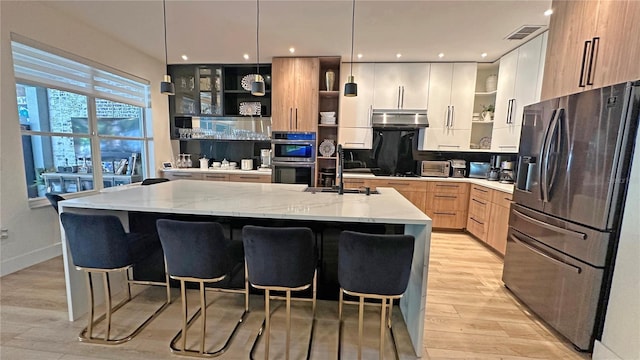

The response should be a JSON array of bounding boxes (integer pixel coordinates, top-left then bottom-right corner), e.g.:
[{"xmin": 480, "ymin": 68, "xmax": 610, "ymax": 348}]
[{"xmin": 421, "ymin": 161, "xmax": 450, "ymax": 177}]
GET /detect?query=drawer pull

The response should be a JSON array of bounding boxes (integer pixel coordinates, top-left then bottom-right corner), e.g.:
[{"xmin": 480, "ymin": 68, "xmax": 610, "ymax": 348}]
[
  {"xmin": 173, "ymin": 174, "xmax": 193, "ymax": 178},
  {"xmin": 387, "ymin": 182, "xmax": 410, "ymax": 186},
  {"xmin": 347, "ymin": 181, "xmax": 365, "ymax": 184},
  {"xmin": 470, "ymin": 217, "xmax": 484, "ymax": 225},
  {"xmin": 472, "ymin": 187, "xmax": 488, "ymax": 192},
  {"xmin": 435, "ymin": 195, "xmax": 457, "ymax": 199},
  {"xmin": 238, "ymin": 176, "xmax": 259, "ymax": 179},
  {"xmin": 206, "ymin": 175, "xmax": 226, "ymax": 178},
  {"xmin": 510, "ymin": 233, "xmax": 581, "ymax": 274},
  {"xmin": 434, "ymin": 212, "xmax": 456, "ymax": 216},
  {"xmin": 472, "ymin": 198, "xmax": 487, "ymax": 205},
  {"xmin": 436, "ymin": 184, "xmax": 459, "ymax": 188}
]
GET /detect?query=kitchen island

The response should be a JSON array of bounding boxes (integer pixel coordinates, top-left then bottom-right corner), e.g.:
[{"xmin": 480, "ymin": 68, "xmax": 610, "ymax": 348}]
[{"xmin": 58, "ymin": 180, "xmax": 432, "ymax": 356}]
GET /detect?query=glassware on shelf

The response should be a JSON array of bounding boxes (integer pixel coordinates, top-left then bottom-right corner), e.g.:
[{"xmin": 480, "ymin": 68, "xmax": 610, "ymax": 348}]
[{"xmin": 186, "ymin": 154, "xmax": 192, "ymax": 168}]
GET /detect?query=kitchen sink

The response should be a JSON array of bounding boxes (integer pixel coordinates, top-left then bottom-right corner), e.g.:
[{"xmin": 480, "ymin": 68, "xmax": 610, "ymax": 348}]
[{"xmin": 304, "ymin": 187, "xmax": 379, "ymax": 194}]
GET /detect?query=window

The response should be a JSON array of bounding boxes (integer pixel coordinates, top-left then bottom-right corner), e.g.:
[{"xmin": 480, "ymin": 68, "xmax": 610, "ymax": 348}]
[{"xmin": 12, "ymin": 38, "xmax": 151, "ymax": 199}]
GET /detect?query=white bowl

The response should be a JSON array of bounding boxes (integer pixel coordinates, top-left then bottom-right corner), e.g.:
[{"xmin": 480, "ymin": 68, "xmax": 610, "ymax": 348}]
[{"xmin": 320, "ymin": 112, "xmax": 335, "ymax": 117}]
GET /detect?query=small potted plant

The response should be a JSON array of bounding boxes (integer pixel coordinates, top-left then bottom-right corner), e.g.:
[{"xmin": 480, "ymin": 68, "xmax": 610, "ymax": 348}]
[{"xmin": 481, "ymin": 104, "xmax": 495, "ymax": 122}]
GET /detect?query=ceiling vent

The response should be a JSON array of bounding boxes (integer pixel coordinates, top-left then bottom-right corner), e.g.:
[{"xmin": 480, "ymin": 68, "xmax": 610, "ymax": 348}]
[{"xmin": 505, "ymin": 25, "xmax": 543, "ymax": 40}]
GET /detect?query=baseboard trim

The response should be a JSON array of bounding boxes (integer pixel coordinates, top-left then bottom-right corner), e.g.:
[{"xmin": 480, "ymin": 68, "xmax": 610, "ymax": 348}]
[
  {"xmin": 592, "ymin": 340, "xmax": 623, "ymax": 360},
  {"xmin": 0, "ymin": 243, "xmax": 62, "ymax": 276}
]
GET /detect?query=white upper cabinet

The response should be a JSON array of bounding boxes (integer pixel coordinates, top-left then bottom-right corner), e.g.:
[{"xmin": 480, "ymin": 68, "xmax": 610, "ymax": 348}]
[
  {"xmin": 492, "ymin": 33, "xmax": 547, "ymax": 152},
  {"xmin": 339, "ymin": 63, "xmax": 374, "ymax": 128},
  {"xmin": 372, "ymin": 63, "xmax": 430, "ymax": 109},
  {"xmin": 419, "ymin": 63, "xmax": 477, "ymax": 151}
]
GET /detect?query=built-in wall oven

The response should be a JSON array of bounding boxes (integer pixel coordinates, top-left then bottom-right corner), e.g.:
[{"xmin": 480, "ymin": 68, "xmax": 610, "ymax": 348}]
[{"xmin": 271, "ymin": 131, "xmax": 316, "ymax": 186}]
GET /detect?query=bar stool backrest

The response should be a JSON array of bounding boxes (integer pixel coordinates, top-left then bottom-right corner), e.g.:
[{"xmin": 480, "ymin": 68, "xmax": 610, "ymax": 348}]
[
  {"xmin": 338, "ymin": 231, "xmax": 415, "ymax": 296},
  {"xmin": 141, "ymin": 178, "xmax": 170, "ymax": 186},
  {"xmin": 157, "ymin": 219, "xmax": 229, "ymax": 279},
  {"xmin": 45, "ymin": 193, "xmax": 65, "ymax": 213},
  {"xmin": 242, "ymin": 225, "xmax": 315, "ymax": 288},
  {"xmin": 60, "ymin": 213, "xmax": 131, "ymax": 269}
]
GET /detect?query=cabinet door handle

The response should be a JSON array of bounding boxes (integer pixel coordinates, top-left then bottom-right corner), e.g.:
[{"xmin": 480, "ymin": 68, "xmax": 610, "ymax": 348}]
[
  {"xmin": 579, "ymin": 40, "xmax": 592, "ymax": 88},
  {"xmin": 295, "ymin": 108, "xmax": 298, "ymax": 129},
  {"xmin": 289, "ymin": 107, "xmax": 293, "ymax": 129},
  {"xmin": 450, "ymin": 105, "xmax": 455, "ymax": 128},
  {"xmin": 368, "ymin": 105, "xmax": 373, "ymax": 127},
  {"xmin": 470, "ymin": 217, "xmax": 484, "ymax": 225},
  {"xmin": 586, "ymin": 37, "xmax": 599, "ymax": 86},
  {"xmin": 472, "ymin": 198, "xmax": 487, "ymax": 205},
  {"xmin": 434, "ymin": 212, "xmax": 456, "ymax": 216},
  {"xmin": 506, "ymin": 99, "xmax": 512, "ymax": 124},
  {"xmin": 397, "ymin": 86, "xmax": 402, "ymax": 108},
  {"xmin": 509, "ymin": 99, "xmax": 516, "ymax": 124},
  {"xmin": 401, "ymin": 86, "xmax": 405, "ymax": 108}
]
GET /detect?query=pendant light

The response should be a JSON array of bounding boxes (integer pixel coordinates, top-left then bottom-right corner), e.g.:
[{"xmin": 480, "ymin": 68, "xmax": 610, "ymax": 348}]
[
  {"xmin": 251, "ymin": 0, "xmax": 266, "ymax": 96},
  {"xmin": 344, "ymin": 0, "xmax": 357, "ymax": 97},
  {"xmin": 160, "ymin": 0, "xmax": 175, "ymax": 95}
]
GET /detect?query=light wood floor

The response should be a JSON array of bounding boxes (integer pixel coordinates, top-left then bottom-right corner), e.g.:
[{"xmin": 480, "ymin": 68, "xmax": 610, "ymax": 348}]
[{"xmin": 0, "ymin": 232, "xmax": 590, "ymax": 359}]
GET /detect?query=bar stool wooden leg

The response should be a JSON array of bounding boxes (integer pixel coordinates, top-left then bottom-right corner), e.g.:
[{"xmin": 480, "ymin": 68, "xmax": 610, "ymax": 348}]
[
  {"xmin": 181, "ymin": 279, "xmax": 188, "ymax": 351},
  {"xmin": 200, "ymin": 281, "xmax": 206, "ymax": 354},
  {"xmin": 85, "ymin": 272, "xmax": 95, "ymax": 339},
  {"xmin": 286, "ymin": 290, "xmax": 291, "ymax": 360},
  {"xmin": 380, "ymin": 298, "xmax": 386, "ymax": 360}
]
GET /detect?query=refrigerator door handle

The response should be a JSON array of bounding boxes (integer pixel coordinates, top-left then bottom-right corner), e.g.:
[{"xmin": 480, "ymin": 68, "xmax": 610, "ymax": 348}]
[
  {"xmin": 510, "ymin": 233, "xmax": 582, "ymax": 274},
  {"xmin": 540, "ymin": 109, "xmax": 558, "ymax": 202},
  {"xmin": 586, "ymin": 37, "xmax": 599, "ymax": 86},
  {"xmin": 547, "ymin": 108, "xmax": 564, "ymax": 199},
  {"xmin": 513, "ymin": 210, "xmax": 587, "ymax": 240}
]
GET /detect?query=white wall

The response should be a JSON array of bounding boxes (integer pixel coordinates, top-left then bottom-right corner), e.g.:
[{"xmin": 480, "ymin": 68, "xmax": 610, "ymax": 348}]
[
  {"xmin": 0, "ymin": 1, "xmax": 172, "ymax": 275},
  {"xmin": 593, "ymin": 127, "xmax": 640, "ymax": 360}
]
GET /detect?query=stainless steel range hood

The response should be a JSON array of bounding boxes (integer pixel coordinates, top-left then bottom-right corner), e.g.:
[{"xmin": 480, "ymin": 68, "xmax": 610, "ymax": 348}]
[{"xmin": 371, "ymin": 109, "xmax": 429, "ymax": 128}]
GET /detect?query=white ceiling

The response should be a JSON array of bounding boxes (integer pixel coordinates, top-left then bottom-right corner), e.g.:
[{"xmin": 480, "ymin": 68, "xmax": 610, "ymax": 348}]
[{"xmin": 44, "ymin": 0, "xmax": 552, "ymax": 64}]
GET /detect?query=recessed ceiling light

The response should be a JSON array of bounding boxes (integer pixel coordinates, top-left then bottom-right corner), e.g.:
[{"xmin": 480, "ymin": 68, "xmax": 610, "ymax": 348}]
[
  {"xmin": 544, "ymin": 9, "xmax": 553, "ymax": 16},
  {"xmin": 243, "ymin": 54, "xmax": 250, "ymax": 60},
  {"xmin": 357, "ymin": 53, "xmax": 363, "ymax": 59},
  {"xmin": 181, "ymin": 54, "xmax": 188, "ymax": 61},
  {"xmin": 481, "ymin": 53, "xmax": 488, "ymax": 58},
  {"xmin": 289, "ymin": 47, "xmax": 295, "ymax": 54},
  {"xmin": 396, "ymin": 53, "xmax": 402, "ymax": 59},
  {"xmin": 438, "ymin": 53, "xmax": 444, "ymax": 58}
]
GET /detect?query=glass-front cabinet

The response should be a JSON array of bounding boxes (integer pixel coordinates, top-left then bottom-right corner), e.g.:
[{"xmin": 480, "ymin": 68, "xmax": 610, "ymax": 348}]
[{"xmin": 171, "ymin": 65, "xmax": 222, "ymax": 116}]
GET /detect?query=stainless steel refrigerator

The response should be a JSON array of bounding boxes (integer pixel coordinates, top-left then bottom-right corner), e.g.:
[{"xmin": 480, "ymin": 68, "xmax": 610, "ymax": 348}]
[{"xmin": 502, "ymin": 80, "xmax": 640, "ymax": 351}]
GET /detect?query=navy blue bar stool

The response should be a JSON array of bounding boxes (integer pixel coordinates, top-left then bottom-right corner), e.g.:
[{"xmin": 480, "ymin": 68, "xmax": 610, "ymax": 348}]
[
  {"xmin": 141, "ymin": 178, "xmax": 170, "ymax": 185},
  {"xmin": 60, "ymin": 212, "xmax": 171, "ymax": 345},
  {"xmin": 337, "ymin": 230, "xmax": 415, "ymax": 360},
  {"xmin": 157, "ymin": 219, "xmax": 249, "ymax": 357},
  {"xmin": 242, "ymin": 225, "xmax": 317, "ymax": 360}
]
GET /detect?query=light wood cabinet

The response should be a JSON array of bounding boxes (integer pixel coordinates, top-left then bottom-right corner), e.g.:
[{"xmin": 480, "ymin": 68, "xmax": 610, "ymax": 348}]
[
  {"xmin": 164, "ymin": 171, "xmax": 271, "ymax": 183},
  {"xmin": 425, "ymin": 181, "xmax": 469, "ymax": 229},
  {"xmin": 272, "ymin": 57, "xmax": 320, "ymax": 132},
  {"xmin": 486, "ymin": 191, "xmax": 512, "ymax": 255},
  {"xmin": 541, "ymin": 0, "xmax": 640, "ymax": 100},
  {"xmin": 419, "ymin": 63, "xmax": 476, "ymax": 151},
  {"xmin": 372, "ymin": 63, "xmax": 430, "ymax": 109},
  {"xmin": 368, "ymin": 179, "xmax": 427, "ymax": 213},
  {"xmin": 491, "ymin": 33, "xmax": 546, "ymax": 153},
  {"xmin": 467, "ymin": 185, "xmax": 512, "ymax": 255}
]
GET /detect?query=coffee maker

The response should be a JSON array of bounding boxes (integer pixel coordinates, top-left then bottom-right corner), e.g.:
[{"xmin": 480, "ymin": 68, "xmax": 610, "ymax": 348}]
[
  {"xmin": 450, "ymin": 159, "xmax": 466, "ymax": 178},
  {"xmin": 487, "ymin": 155, "xmax": 509, "ymax": 181},
  {"xmin": 260, "ymin": 149, "xmax": 271, "ymax": 169},
  {"xmin": 499, "ymin": 161, "xmax": 516, "ymax": 184}
]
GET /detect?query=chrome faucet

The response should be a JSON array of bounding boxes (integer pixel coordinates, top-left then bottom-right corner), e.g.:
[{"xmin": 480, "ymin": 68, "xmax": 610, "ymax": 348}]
[{"xmin": 337, "ymin": 144, "xmax": 344, "ymax": 195}]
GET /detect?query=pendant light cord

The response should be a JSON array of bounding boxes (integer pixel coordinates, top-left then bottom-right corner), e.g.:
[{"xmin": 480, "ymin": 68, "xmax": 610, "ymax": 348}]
[
  {"xmin": 163, "ymin": 0, "xmax": 168, "ymax": 66},
  {"xmin": 256, "ymin": 0, "xmax": 260, "ymax": 75},
  {"xmin": 350, "ymin": 0, "xmax": 355, "ymax": 76}
]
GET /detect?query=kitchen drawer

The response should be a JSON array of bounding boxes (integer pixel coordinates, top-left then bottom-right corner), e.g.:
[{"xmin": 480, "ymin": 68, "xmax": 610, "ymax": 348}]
[
  {"xmin": 426, "ymin": 209, "xmax": 467, "ymax": 229},
  {"xmin": 229, "ymin": 174, "xmax": 271, "ymax": 183},
  {"xmin": 491, "ymin": 190, "xmax": 513, "ymax": 209},
  {"xmin": 370, "ymin": 179, "xmax": 427, "ymax": 192},
  {"xmin": 202, "ymin": 173, "xmax": 230, "ymax": 181},
  {"xmin": 425, "ymin": 192, "xmax": 467, "ymax": 211},
  {"xmin": 427, "ymin": 182, "xmax": 468, "ymax": 194},
  {"xmin": 343, "ymin": 178, "xmax": 369, "ymax": 189},
  {"xmin": 469, "ymin": 185, "xmax": 491, "ymax": 201},
  {"xmin": 468, "ymin": 196, "xmax": 490, "ymax": 221},
  {"xmin": 467, "ymin": 215, "xmax": 488, "ymax": 241},
  {"xmin": 163, "ymin": 172, "xmax": 203, "ymax": 180}
]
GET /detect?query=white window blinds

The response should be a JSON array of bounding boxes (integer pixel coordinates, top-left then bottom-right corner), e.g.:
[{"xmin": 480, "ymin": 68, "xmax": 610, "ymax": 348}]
[{"xmin": 11, "ymin": 41, "xmax": 149, "ymax": 108}]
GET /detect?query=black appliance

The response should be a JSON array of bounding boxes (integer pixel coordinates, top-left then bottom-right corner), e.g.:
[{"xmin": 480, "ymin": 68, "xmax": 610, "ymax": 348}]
[
  {"xmin": 502, "ymin": 81, "xmax": 640, "ymax": 351},
  {"xmin": 271, "ymin": 131, "xmax": 316, "ymax": 186},
  {"xmin": 370, "ymin": 129, "xmax": 417, "ymax": 176}
]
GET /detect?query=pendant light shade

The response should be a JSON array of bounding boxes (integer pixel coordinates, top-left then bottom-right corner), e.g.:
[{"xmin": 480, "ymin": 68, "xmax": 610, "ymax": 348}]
[
  {"xmin": 160, "ymin": 0, "xmax": 174, "ymax": 95},
  {"xmin": 251, "ymin": 0, "xmax": 265, "ymax": 97},
  {"xmin": 344, "ymin": 0, "xmax": 357, "ymax": 97}
]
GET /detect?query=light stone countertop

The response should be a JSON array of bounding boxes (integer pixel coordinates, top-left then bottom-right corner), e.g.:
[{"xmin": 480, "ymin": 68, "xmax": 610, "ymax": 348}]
[
  {"xmin": 60, "ymin": 179, "xmax": 430, "ymax": 225},
  {"xmin": 343, "ymin": 173, "xmax": 515, "ymax": 193},
  {"xmin": 162, "ymin": 168, "xmax": 272, "ymax": 175}
]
